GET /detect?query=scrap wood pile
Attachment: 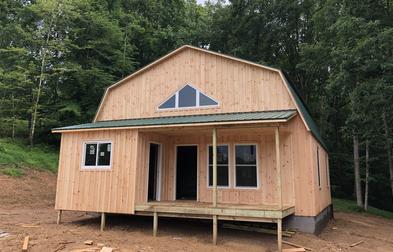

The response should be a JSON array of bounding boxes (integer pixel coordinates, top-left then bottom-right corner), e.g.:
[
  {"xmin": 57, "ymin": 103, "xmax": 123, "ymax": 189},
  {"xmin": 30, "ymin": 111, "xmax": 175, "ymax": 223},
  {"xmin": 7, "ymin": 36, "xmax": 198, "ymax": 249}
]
[{"xmin": 19, "ymin": 236, "xmax": 116, "ymax": 252}]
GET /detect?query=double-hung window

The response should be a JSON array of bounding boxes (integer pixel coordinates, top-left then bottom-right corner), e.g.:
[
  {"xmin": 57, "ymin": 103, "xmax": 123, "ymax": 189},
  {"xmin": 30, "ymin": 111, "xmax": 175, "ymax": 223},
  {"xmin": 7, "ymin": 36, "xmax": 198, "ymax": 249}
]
[
  {"xmin": 83, "ymin": 141, "xmax": 112, "ymax": 169},
  {"xmin": 208, "ymin": 145, "xmax": 229, "ymax": 187},
  {"xmin": 235, "ymin": 144, "xmax": 258, "ymax": 188}
]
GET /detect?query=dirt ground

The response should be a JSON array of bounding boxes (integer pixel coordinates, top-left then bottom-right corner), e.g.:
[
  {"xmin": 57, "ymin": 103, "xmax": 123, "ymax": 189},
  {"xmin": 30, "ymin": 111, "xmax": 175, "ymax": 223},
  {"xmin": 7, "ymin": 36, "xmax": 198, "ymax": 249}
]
[{"xmin": 1, "ymin": 170, "xmax": 393, "ymax": 252}]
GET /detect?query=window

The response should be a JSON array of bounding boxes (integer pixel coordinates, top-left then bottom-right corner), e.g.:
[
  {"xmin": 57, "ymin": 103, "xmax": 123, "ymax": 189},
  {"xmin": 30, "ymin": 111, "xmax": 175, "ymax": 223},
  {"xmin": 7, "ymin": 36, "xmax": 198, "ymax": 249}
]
[
  {"xmin": 179, "ymin": 85, "xmax": 196, "ymax": 107},
  {"xmin": 317, "ymin": 146, "xmax": 321, "ymax": 188},
  {"xmin": 235, "ymin": 145, "xmax": 257, "ymax": 187},
  {"xmin": 208, "ymin": 145, "xmax": 229, "ymax": 187},
  {"xmin": 83, "ymin": 141, "xmax": 112, "ymax": 169},
  {"xmin": 326, "ymin": 153, "xmax": 330, "ymax": 187},
  {"xmin": 158, "ymin": 84, "xmax": 218, "ymax": 110}
]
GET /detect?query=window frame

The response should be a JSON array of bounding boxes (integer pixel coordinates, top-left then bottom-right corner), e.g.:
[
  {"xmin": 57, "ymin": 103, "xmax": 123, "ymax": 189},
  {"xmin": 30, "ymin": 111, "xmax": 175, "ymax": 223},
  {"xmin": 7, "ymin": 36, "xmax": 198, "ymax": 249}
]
[
  {"xmin": 157, "ymin": 84, "xmax": 219, "ymax": 111},
  {"xmin": 206, "ymin": 144, "xmax": 230, "ymax": 189},
  {"xmin": 81, "ymin": 140, "xmax": 113, "ymax": 170},
  {"xmin": 234, "ymin": 143, "xmax": 259, "ymax": 189},
  {"xmin": 317, "ymin": 146, "xmax": 321, "ymax": 189},
  {"xmin": 326, "ymin": 152, "xmax": 330, "ymax": 188}
]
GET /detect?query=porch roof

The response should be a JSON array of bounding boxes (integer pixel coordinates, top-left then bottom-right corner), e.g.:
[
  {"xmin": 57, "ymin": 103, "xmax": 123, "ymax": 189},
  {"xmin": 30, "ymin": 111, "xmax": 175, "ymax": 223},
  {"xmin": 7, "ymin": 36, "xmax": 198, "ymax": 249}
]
[{"xmin": 52, "ymin": 110, "xmax": 296, "ymax": 132}]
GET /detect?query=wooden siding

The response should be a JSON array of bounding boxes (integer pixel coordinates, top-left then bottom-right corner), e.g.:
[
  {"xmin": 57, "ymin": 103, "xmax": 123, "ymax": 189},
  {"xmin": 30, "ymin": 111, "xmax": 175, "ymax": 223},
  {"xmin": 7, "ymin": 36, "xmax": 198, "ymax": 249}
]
[
  {"xmin": 134, "ymin": 127, "xmax": 295, "ymax": 208},
  {"xmin": 312, "ymin": 137, "xmax": 332, "ymax": 214},
  {"xmin": 55, "ymin": 129, "xmax": 138, "ymax": 214},
  {"xmin": 286, "ymin": 116, "xmax": 332, "ymax": 216},
  {"xmin": 96, "ymin": 48, "xmax": 296, "ymax": 121},
  {"xmin": 131, "ymin": 115, "xmax": 331, "ymax": 217}
]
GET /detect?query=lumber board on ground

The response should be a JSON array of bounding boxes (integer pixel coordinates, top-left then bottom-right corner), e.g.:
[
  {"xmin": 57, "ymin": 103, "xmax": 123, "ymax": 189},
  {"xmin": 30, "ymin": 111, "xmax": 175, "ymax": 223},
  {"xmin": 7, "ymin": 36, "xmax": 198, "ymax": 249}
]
[
  {"xmin": 283, "ymin": 240, "xmax": 312, "ymax": 251},
  {"xmin": 22, "ymin": 236, "xmax": 29, "ymax": 251}
]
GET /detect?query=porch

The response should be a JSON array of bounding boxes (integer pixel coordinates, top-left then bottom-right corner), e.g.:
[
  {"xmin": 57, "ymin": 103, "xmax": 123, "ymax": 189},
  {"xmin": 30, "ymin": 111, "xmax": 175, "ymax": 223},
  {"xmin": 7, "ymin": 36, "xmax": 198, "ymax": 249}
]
[
  {"xmin": 134, "ymin": 119, "xmax": 296, "ymax": 251},
  {"xmin": 135, "ymin": 200, "xmax": 295, "ymax": 221}
]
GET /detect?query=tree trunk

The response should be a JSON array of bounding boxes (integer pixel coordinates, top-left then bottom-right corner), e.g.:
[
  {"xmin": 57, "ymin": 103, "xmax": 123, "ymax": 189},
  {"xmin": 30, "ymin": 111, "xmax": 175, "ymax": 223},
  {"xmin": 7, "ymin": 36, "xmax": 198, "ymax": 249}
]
[
  {"xmin": 122, "ymin": 27, "xmax": 128, "ymax": 78},
  {"xmin": 29, "ymin": 7, "xmax": 57, "ymax": 147},
  {"xmin": 364, "ymin": 140, "xmax": 369, "ymax": 211},
  {"xmin": 29, "ymin": 47, "xmax": 46, "ymax": 147},
  {"xmin": 353, "ymin": 134, "xmax": 363, "ymax": 207},
  {"xmin": 11, "ymin": 93, "xmax": 15, "ymax": 139},
  {"xmin": 382, "ymin": 113, "xmax": 393, "ymax": 202}
]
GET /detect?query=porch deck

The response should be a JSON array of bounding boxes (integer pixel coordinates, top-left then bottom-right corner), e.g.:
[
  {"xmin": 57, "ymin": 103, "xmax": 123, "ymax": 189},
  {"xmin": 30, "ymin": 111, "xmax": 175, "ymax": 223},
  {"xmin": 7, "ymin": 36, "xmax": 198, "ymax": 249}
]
[{"xmin": 135, "ymin": 200, "xmax": 295, "ymax": 222}]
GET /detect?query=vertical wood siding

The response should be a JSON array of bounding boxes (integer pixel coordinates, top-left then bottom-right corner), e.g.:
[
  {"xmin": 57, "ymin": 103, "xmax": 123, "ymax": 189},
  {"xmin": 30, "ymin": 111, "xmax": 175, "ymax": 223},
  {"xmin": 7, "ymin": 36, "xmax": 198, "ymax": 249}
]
[
  {"xmin": 134, "ymin": 128, "xmax": 295, "ymax": 208},
  {"xmin": 286, "ymin": 116, "xmax": 332, "ymax": 216},
  {"xmin": 55, "ymin": 129, "xmax": 138, "ymax": 214},
  {"xmin": 96, "ymin": 48, "xmax": 296, "ymax": 121},
  {"xmin": 133, "ymin": 116, "xmax": 331, "ymax": 216}
]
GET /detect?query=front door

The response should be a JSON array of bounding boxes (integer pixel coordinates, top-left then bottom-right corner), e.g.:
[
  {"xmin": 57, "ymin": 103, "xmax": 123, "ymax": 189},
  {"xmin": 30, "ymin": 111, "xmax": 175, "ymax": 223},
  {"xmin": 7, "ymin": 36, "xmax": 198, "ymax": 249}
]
[
  {"xmin": 148, "ymin": 143, "xmax": 160, "ymax": 201},
  {"xmin": 176, "ymin": 146, "xmax": 197, "ymax": 200}
]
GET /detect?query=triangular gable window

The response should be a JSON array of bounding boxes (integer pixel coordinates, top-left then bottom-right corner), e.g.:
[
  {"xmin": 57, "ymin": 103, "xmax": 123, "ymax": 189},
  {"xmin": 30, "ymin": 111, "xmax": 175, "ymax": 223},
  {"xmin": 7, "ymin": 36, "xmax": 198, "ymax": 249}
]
[{"xmin": 158, "ymin": 84, "xmax": 218, "ymax": 110}]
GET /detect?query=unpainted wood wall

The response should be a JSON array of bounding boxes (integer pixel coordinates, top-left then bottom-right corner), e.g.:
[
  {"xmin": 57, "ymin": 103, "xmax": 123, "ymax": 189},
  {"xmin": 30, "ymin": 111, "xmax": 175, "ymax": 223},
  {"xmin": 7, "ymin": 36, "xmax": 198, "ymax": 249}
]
[
  {"xmin": 134, "ymin": 115, "xmax": 331, "ymax": 216},
  {"xmin": 55, "ymin": 116, "xmax": 331, "ymax": 217},
  {"xmin": 134, "ymin": 128, "xmax": 295, "ymax": 208},
  {"xmin": 96, "ymin": 48, "xmax": 296, "ymax": 121},
  {"xmin": 55, "ymin": 129, "xmax": 138, "ymax": 214},
  {"xmin": 286, "ymin": 116, "xmax": 331, "ymax": 216}
]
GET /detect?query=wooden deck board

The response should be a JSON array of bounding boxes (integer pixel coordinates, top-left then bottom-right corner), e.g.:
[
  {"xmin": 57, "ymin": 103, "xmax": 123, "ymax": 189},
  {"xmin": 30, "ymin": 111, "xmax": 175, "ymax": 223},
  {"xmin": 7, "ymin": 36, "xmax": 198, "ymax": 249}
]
[{"xmin": 135, "ymin": 200, "xmax": 295, "ymax": 220}]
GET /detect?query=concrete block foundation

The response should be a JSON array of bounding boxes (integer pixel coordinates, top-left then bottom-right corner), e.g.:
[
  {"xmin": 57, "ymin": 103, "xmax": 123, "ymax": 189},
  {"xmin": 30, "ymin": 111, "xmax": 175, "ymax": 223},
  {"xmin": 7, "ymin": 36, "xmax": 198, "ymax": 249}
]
[{"xmin": 283, "ymin": 204, "xmax": 333, "ymax": 234}]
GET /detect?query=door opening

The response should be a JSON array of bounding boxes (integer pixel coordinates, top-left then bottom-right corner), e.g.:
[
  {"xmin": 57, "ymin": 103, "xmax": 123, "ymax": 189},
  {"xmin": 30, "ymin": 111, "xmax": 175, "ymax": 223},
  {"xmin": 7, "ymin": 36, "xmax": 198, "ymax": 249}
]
[
  {"xmin": 176, "ymin": 145, "xmax": 197, "ymax": 200},
  {"xmin": 148, "ymin": 143, "xmax": 160, "ymax": 201}
]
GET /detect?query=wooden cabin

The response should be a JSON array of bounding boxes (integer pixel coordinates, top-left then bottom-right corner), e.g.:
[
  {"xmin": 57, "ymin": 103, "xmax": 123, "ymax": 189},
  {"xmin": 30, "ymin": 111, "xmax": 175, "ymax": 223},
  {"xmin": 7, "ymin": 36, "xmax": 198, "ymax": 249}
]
[{"xmin": 53, "ymin": 45, "xmax": 332, "ymax": 251}]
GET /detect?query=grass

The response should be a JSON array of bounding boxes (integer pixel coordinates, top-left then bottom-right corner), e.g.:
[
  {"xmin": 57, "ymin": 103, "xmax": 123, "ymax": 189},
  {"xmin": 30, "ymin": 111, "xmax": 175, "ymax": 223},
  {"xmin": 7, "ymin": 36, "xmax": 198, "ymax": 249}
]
[
  {"xmin": 333, "ymin": 198, "xmax": 393, "ymax": 220},
  {"xmin": 0, "ymin": 138, "xmax": 58, "ymax": 176}
]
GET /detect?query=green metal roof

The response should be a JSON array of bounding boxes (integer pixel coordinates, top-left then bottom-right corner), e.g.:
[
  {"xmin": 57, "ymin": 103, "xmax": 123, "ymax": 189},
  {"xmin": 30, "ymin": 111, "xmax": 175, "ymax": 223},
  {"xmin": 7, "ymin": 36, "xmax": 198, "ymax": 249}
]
[
  {"xmin": 281, "ymin": 72, "xmax": 328, "ymax": 150},
  {"xmin": 53, "ymin": 110, "xmax": 296, "ymax": 132}
]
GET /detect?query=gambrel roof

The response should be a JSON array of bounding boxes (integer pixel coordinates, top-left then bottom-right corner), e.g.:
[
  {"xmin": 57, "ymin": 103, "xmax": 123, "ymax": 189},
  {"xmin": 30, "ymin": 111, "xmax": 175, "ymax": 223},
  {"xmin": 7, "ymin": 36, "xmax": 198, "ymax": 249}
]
[{"xmin": 90, "ymin": 45, "xmax": 326, "ymax": 150}]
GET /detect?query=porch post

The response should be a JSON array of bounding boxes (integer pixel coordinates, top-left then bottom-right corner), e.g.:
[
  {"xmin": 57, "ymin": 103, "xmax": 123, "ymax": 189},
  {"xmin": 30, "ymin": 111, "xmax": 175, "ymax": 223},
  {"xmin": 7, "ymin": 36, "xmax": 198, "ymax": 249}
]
[
  {"xmin": 56, "ymin": 210, "xmax": 62, "ymax": 224},
  {"xmin": 275, "ymin": 126, "xmax": 283, "ymax": 252},
  {"xmin": 100, "ymin": 212, "xmax": 106, "ymax": 232},
  {"xmin": 212, "ymin": 127, "xmax": 217, "ymax": 207},
  {"xmin": 275, "ymin": 126, "xmax": 283, "ymax": 210},
  {"xmin": 277, "ymin": 218, "xmax": 282, "ymax": 252},
  {"xmin": 212, "ymin": 127, "xmax": 218, "ymax": 245},
  {"xmin": 212, "ymin": 215, "xmax": 218, "ymax": 245},
  {"xmin": 153, "ymin": 211, "xmax": 158, "ymax": 237}
]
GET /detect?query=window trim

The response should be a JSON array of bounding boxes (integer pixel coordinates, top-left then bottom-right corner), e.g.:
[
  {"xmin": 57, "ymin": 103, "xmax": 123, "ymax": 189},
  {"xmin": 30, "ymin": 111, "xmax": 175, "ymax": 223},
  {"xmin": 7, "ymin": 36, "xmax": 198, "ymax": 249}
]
[
  {"xmin": 146, "ymin": 141, "xmax": 163, "ymax": 202},
  {"xmin": 234, "ymin": 143, "xmax": 259, "ymax": 189},
  {"xmin": 157, "ymin": 84, "xmax": 219, "ymax": 111},
  {"xmin": 81, "ymin": 140, "xmax": 113, "ymax": 170},
  {"xmin": 206, "ymin": 144, "xmax": 231, "ymax": 189}
]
